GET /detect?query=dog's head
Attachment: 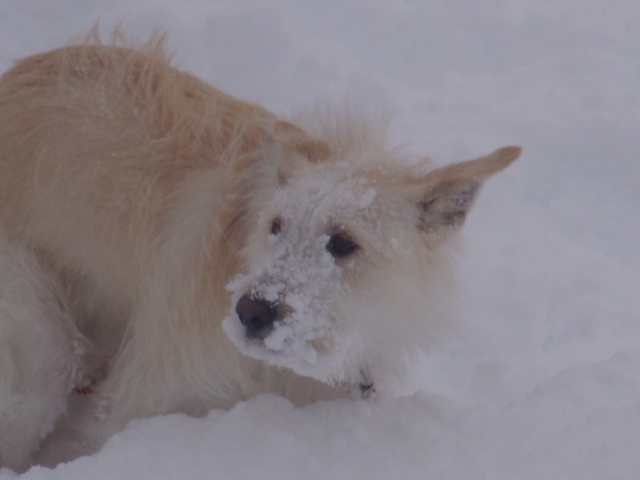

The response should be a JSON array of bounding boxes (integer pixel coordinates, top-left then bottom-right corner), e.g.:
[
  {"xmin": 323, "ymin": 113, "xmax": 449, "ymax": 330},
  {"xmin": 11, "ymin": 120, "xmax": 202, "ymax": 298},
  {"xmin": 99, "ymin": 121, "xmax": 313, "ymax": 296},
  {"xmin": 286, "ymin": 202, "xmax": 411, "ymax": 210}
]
[{"xmin": 222, "ymin": 137, "xmax": 520, "ymax": 389}]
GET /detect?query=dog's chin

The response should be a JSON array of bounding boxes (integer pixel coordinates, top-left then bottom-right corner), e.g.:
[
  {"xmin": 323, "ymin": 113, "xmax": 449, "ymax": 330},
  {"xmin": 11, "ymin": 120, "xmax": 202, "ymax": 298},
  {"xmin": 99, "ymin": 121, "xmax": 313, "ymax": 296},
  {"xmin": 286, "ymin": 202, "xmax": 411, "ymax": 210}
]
[{"xmin": 222, "ymin": 314, "xmax": 358, "ymax": 384}]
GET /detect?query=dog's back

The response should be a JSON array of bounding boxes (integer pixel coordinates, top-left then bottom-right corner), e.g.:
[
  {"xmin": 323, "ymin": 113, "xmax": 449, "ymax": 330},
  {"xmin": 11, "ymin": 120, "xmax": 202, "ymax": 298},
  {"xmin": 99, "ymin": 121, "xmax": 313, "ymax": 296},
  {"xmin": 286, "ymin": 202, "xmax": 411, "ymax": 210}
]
[{"xmin": 0, "ymin": 43, "xmax": 264, "ymax": 304}]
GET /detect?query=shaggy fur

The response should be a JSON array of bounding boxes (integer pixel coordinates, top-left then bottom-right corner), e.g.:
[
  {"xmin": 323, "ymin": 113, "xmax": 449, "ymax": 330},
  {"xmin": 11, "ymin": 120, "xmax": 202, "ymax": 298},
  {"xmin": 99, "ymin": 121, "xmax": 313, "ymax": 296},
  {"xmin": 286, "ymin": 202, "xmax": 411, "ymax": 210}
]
[{"xmin": 0, "ymin": 34, "xmax": 520, "ymax": 470}]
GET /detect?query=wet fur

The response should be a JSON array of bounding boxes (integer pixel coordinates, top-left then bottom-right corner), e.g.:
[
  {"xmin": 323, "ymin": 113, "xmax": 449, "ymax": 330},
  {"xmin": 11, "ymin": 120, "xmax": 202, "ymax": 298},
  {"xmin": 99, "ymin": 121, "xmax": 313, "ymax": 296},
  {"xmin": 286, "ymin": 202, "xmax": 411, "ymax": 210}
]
[{"xmin": 0, "ymin": 33, "xmax": 519, "ymax": 470}]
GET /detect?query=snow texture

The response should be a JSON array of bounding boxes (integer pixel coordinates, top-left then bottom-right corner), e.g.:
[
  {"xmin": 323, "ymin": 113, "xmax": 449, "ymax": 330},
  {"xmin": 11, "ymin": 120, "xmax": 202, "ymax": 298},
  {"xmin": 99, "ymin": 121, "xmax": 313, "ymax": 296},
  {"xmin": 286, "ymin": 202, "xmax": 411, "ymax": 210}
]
[{"xmin": 1, "ymin": 0, "xmax": 639, "ymax": 478}]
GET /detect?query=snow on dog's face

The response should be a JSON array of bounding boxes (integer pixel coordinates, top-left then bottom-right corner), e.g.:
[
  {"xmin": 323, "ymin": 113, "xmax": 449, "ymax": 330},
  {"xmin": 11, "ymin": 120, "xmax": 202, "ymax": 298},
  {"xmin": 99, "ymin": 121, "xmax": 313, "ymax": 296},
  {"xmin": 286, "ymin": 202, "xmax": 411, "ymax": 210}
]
[{"xmin": 223, "ymin": 145, "xmax": 521, "ymax": 386}]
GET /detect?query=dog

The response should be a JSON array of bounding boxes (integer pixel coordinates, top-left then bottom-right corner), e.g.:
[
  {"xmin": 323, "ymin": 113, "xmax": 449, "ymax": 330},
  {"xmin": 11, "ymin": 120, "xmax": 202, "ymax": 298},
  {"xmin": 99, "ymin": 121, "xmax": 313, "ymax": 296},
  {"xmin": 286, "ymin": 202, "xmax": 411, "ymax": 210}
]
[{"xmin": 0, "ymin": 34, "xmax": 520, "ymax": 470}]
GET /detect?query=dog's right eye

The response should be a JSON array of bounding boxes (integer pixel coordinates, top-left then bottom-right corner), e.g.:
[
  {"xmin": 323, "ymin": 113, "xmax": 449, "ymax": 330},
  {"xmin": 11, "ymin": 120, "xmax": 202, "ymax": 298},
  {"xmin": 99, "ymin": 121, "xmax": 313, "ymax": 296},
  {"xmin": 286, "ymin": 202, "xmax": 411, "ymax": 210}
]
[
  {"xmin": 270, "ymin": 219, "xmax": 282, "ymax": 236},
  {"xmin": 326, "ymin": 234, "xmax": 359, "ymax": 258}
]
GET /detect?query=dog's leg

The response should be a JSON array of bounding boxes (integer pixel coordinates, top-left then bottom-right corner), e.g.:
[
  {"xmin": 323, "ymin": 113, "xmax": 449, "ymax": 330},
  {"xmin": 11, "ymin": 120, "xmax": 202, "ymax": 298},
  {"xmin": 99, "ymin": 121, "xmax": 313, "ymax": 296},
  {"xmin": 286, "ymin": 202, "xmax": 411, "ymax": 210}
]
[{"xmin": 0, "ymin": 238, "xmax": 88, "ymax": 472}]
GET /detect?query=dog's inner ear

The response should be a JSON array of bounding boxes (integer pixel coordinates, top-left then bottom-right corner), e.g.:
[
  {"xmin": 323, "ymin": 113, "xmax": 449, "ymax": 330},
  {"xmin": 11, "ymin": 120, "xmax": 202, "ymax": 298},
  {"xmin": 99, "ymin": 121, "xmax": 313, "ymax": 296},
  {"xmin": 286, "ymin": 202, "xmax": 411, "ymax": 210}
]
[
  {"xmin": 418, "ymin": 181, "xmax": 480, "ymax": 232},
  {"xmin": 417, "ymin": 146, "xmax": 521, "ymax": 233}
]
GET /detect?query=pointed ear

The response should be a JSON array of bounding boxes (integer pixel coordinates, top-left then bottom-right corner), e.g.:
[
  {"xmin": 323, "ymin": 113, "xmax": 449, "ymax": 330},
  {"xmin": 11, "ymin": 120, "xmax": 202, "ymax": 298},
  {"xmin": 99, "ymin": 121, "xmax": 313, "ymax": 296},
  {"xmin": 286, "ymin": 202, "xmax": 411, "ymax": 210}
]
[{"xmin": 417, "ymin": 146, "xmax": 521, "ymax": 233}]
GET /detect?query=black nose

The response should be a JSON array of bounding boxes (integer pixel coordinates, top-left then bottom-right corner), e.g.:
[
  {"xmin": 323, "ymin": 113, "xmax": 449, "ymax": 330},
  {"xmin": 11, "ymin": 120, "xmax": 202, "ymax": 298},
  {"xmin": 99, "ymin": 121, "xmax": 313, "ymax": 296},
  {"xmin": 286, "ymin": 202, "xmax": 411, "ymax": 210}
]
[{"xmin": 235, "ymin": 294, "xmax": 278, "ymax": 339}]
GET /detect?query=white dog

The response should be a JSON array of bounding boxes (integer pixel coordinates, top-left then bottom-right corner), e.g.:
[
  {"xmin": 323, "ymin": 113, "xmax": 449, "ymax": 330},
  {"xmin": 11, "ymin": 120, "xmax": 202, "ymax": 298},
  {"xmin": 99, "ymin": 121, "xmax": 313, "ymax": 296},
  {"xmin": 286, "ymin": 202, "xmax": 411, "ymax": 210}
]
[{"xmin": 0, "ymin": 34, "xmax": 520, "ymax": 470}]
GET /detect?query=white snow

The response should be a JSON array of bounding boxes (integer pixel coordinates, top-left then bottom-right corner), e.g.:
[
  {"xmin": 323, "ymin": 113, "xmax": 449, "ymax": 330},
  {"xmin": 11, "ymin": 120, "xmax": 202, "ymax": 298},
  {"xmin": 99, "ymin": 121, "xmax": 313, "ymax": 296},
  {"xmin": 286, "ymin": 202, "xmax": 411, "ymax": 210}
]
[{"xmin": 1, "ymin": 0, "xmax": 639, "ymax": 478}]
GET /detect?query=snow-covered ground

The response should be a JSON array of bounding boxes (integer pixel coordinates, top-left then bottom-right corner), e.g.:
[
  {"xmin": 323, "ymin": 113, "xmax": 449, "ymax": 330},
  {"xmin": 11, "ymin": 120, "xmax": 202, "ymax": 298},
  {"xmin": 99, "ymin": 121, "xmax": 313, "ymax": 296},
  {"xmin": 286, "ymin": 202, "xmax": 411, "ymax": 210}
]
[{"xmin": 1, "ymin": 0, "xmax": 639, "ymax": 478}]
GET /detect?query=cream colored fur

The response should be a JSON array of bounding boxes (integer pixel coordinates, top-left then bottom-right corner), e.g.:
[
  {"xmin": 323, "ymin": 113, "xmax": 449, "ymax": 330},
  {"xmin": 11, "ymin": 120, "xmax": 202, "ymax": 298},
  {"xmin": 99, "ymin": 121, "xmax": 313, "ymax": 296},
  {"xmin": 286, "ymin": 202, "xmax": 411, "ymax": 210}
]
[{"xmin": 0, "ymin": 34, "xmax": 520, "ymax": 470}]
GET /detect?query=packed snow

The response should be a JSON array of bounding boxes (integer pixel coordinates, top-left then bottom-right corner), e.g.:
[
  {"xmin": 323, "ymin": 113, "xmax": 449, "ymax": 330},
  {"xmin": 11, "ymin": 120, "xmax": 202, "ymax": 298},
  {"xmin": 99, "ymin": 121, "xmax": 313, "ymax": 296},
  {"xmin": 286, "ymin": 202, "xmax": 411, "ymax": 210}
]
[{"xmin": 1, "ymin": 0, "xmax": 639, "ymax": 478}]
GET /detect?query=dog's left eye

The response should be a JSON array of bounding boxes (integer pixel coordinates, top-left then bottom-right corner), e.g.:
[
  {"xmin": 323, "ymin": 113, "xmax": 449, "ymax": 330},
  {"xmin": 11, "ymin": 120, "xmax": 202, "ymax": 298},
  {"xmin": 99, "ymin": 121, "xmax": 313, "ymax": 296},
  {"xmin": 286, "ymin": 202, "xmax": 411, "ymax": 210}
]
[
  {"xmin": 270, "ymin": 219, "xmax": 282, "ymax": 236},
  {"xmin": 326, "ymin": 234, "xmax": 359, "ymax": 258}
]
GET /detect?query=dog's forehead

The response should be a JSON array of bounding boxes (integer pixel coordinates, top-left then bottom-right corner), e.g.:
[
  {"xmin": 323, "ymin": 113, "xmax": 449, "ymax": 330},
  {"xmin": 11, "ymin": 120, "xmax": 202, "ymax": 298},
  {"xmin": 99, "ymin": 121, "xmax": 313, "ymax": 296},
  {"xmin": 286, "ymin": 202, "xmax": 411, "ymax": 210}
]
[{"xmin": 275, "ymin": 165, "xmax": 380, "ymax": 219}]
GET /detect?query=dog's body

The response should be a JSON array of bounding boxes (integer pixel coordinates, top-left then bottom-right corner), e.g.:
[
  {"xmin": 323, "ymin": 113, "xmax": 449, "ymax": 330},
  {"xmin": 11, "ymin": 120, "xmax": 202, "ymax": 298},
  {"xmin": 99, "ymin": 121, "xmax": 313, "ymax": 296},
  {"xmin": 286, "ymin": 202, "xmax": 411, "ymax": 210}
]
[{"xmin": 0, "ymin": 36, "xmax": 519, "ymax": 470}]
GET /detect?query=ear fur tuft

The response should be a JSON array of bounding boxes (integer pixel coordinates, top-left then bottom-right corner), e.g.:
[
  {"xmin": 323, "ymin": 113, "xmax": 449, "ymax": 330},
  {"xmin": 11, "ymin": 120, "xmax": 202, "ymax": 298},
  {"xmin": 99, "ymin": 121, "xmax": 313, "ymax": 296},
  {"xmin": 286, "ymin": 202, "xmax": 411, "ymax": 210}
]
[{"xmin": 273, "ymin": 120, "xmax": 331, "ymax": 162}]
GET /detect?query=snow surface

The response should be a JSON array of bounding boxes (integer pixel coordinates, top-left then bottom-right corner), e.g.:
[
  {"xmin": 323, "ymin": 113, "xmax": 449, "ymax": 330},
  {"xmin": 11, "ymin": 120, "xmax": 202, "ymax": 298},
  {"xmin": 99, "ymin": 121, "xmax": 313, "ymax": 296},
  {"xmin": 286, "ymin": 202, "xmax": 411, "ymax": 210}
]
[{"xmin": 1, "ymin": 0, "xmax": 639, "ymax": 478}]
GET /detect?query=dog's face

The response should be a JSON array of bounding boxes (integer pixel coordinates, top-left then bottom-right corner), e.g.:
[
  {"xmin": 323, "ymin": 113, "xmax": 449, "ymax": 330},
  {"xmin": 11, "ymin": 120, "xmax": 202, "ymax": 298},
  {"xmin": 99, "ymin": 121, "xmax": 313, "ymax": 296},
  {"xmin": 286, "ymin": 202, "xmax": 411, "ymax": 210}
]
[{"xmin": 223, "ymin": 146, "xmax": 520, "ymax": 387}]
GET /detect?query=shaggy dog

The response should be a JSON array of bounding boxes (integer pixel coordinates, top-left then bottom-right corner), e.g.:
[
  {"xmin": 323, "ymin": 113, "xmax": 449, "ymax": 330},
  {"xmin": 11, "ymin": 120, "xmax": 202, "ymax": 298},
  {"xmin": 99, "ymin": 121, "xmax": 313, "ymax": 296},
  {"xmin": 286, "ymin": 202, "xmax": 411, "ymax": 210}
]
[{"xmin": 0, "ymin": 34, "xmax": 520, "ymax": 470}]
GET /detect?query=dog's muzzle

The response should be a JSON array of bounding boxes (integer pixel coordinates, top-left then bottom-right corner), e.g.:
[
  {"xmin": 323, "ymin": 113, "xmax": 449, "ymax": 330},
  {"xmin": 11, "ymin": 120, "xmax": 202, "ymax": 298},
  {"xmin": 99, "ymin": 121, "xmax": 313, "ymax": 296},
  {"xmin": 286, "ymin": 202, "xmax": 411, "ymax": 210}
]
[{"xmin": 235, "ymin": 294, "xmax": 278, "ymax": 340}]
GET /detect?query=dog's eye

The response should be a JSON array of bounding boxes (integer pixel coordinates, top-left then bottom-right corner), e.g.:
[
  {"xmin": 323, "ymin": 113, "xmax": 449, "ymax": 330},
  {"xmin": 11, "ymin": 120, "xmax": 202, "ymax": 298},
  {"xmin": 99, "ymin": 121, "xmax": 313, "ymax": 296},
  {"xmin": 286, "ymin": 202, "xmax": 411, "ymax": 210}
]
[
  {"xmin": 270, "ymin": 219, "xmax": 282, "ymax": 236},
  {"xmin": 326, "ymin": 234, "xmax": 359, "ymax": 258}
]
